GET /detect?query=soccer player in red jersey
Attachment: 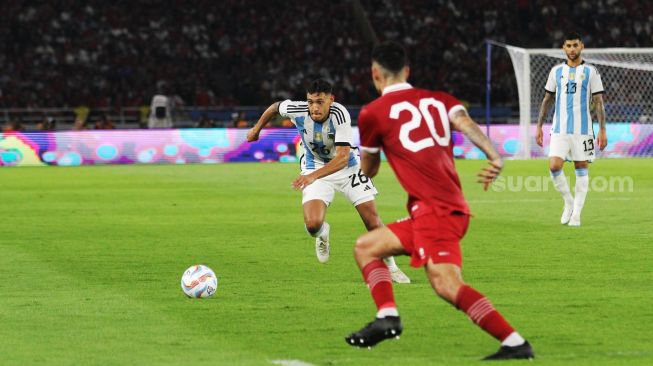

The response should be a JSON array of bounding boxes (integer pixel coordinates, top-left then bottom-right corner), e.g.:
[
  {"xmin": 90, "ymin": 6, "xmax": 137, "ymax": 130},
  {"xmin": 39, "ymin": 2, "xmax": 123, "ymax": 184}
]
[{"xmin": 344, "ymin": 41, "xmax": 534, "ymax": 360}]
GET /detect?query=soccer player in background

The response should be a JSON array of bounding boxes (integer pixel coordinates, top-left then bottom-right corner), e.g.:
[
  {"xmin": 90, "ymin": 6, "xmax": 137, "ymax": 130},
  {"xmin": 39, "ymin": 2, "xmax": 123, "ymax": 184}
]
[
  {"xmin": 345, "ymin": 42, "xmax": 534, "ymax": 360},
  {"xmin": 536, "ymin": 32, "xmax": 607, "ymax": 227},
  {"xmin": 247, "ymin": 78, "xmax": 410, "ymax": 283}
]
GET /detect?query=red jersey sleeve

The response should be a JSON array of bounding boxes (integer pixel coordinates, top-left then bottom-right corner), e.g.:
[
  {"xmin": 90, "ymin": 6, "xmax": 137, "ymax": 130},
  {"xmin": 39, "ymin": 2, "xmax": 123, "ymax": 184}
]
[
  {"xmin": 433, "ymin": 91, "xmax": 466, "ymax": 120},
  {"xmin": 357, "ymin": 105, "xmax": 382, "ymax": 153}
]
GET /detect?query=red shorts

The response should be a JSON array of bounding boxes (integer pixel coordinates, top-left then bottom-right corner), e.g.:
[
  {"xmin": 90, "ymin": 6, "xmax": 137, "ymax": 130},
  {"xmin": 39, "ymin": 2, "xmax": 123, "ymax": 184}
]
[{"xmin": 387, "ymin": 202, "xmax": 470, "ymax": 268}]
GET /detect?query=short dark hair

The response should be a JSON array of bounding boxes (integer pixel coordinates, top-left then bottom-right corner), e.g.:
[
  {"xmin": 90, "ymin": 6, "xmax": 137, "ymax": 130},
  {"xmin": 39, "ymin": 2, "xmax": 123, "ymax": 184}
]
[
  {"xmin": 306, "ymin": 78, "xmax": 333, "ymax": 94},
  {"xmin": 563, "ymin": 32, "xmax": 583, "ymax": 43},
  {"xmin": 372, "ymin": 41, "xmax": 408, "ymax": 74}
]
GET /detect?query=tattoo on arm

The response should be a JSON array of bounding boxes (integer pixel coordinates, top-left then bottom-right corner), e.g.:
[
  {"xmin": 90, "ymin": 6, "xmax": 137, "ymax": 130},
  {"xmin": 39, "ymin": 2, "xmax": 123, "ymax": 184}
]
[
  {"xmin": 594, "ymin": 95, "xmax": 606, "ymax": 129},
  {"xmin": 537, "ymin": 93, "xmax": 554, "ymax": 128},
  {"xmin": 450, "ymin": 110, "xmax": 501, "ymax": 161}
]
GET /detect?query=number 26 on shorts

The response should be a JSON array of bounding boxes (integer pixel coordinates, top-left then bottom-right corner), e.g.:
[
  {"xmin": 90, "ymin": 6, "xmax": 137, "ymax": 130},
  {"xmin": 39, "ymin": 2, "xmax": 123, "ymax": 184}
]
[{"xmin": 349, "ymin": 169, "xmax": 371, "ymax": 188}]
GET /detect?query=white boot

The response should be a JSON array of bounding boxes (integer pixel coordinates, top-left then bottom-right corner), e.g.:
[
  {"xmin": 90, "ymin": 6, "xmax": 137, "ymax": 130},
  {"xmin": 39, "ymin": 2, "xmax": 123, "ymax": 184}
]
[
  {"xmin": 384, "ymin": 257, "xmax": 411, "ymax": 284},
  {"xmin": 315, "ymin": 223, "xmax": 330, "ymax": 263}
]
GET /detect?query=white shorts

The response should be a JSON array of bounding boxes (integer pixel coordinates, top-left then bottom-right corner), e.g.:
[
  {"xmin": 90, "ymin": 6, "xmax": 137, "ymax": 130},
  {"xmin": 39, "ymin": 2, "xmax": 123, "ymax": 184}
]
[
  {"xmin": 549, "ymin": 134, "xmax": 595, "ymax": 162},
  {"xmin": 301, "ymin": 165, "xmax": 378, "ymax": 207}
]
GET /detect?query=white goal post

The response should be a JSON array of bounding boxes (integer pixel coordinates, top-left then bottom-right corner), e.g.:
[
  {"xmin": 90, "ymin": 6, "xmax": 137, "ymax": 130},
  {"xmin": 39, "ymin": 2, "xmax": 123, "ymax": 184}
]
[{"xmin": 499, "ymin": 44, "xmax": 653, "ymax": 159}]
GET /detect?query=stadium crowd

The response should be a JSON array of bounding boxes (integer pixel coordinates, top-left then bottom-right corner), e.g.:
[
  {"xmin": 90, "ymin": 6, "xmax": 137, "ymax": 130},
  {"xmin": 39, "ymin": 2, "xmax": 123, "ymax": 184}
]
[{"xmin": 0, "ymin": 0, "xmax": 651, "ymax": 113}]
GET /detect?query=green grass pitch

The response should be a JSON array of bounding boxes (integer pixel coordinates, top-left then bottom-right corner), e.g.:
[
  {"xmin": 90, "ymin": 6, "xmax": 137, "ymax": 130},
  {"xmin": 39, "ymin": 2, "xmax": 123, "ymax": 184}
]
[{"xmin": 1, "ymin": 159, "xmax": 651, "ymax": 365}]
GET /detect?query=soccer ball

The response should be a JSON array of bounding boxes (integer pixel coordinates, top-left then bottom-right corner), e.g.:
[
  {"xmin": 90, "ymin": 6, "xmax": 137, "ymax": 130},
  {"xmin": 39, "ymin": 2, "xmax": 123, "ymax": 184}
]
[{"xmin": 181, "ymin": 264, "xmax": 218, "ymax": 298}]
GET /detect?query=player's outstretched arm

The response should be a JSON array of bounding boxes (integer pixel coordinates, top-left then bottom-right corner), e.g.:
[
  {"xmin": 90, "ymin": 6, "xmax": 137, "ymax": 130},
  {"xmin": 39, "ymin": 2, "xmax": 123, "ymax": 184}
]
[
  {"xmin": 536, "ymin": 92, "xmax": 555, "ymax": 147},
  {"xmin": 247, "ymin": 102, "xmax": 280, "ymax": 142},
  {"xmin": 593, "ymin": 93, "xmax": 608, "ymax": 150},
  {"xmin": 450, "ymin": 110, "xmax": 503, "ymax": 191}
]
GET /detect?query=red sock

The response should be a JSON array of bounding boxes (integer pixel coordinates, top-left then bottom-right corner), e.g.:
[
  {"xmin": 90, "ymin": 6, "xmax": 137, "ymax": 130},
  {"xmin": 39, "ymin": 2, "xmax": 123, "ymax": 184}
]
[
  {"xmin": 455, "ymin": 285, "xmax": 514, "ymax": 341},
  {"xmin": 362, "ymin": 260, "xmax": 396, "ymax": 310}
]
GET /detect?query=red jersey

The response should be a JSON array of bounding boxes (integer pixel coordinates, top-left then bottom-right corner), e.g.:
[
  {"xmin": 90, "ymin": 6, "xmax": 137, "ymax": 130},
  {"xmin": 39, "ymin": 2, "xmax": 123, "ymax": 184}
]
[{"xmin": 358, "ymin": 83, "xmax": 470, "ymax": 215}]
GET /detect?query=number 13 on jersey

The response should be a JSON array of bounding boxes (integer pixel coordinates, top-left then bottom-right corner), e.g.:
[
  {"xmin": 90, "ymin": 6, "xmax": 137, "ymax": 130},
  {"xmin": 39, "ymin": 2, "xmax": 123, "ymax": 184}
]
[{"xmin": 391, "ymin": 98, "xmax": 451, "ymax": 152}]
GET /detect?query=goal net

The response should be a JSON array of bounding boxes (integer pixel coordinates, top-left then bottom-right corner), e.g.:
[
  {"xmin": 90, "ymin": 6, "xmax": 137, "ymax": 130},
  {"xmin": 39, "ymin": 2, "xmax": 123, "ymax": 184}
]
[{"xmin": 504, "ymin": 46, "xmax": 653, "ymax": 158}]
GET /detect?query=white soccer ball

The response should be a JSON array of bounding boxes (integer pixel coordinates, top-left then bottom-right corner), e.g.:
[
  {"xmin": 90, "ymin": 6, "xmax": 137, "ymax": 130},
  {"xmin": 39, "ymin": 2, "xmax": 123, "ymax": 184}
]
[{"xmin": 181, "ymin": 264, "xmax": 218, "ymax": 298}]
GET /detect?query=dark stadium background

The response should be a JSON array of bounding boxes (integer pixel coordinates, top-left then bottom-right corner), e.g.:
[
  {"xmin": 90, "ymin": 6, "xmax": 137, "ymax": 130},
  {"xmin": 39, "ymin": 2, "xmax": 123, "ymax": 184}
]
[{"xmin": 2, "ymin": 0, "xmax": 651, "ymax": 129}]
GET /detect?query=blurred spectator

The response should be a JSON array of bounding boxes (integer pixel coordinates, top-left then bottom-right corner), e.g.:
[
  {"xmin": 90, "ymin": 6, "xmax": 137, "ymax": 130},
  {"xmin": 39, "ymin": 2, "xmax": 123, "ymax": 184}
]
[
  {"xmin": 232, "ymin": 112, "xmax": 249, "ymax": 128},
  {"xmin": 2, "ymin": 119, "xmax": 25, "ymax": 132},
  {"xmin": 94, "ymin": 114, "xmax": 116, "ymax": 130},
  {"xmin": 139, "ymin": 106, "xmax": 150, "ymax": 129},
  {"xmin": 74, "ymin": 106, "xmax": 90, "ymax": 124},
  {"xmin": 36, "ymin": 116, "xmax": 57, "ymax": 131},
  {"xmin": 73, "ymin": 117, "xmax": 88, "ymax": 130},
  {"xmin": 148, "ymin": 95, "xmax": 173, "ymax": 128},
  {"xmin": 195, "ymin": 114, "xmax": 215, "ymax": 128},
  {"xmin": 280, "ymin": 117, "xmax": 294, "ymax": 128}
]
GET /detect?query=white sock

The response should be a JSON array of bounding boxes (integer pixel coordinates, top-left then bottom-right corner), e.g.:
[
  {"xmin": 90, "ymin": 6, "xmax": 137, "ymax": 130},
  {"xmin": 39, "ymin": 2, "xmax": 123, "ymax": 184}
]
[
  {"xmin": 550, "ymin": 169, "xmax": 574, "ymax": 207},
  {"xmin": 305, "ymin": 222, "xmax": 328, "ymax": 238},
  {"xmin": 376, "ymin": 307, "xmax": 399, "ymax": 318},
  {"xmin": 383, "ymin": 256, "xmax": 398, "ymax": 271},
  {"xmin": 501, "ymin": 332, "xmax": 526, "ymax": 347},
  {"xmin": 574, "ymin": 169, "xmax": 589, "ymax": 217}
]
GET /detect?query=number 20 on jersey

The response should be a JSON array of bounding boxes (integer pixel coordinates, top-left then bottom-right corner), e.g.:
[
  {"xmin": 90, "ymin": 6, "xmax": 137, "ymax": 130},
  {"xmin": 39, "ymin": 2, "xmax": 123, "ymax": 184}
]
[{"xmin": 390, "ymin": 98, "xmax": 451, "ymax": 152}]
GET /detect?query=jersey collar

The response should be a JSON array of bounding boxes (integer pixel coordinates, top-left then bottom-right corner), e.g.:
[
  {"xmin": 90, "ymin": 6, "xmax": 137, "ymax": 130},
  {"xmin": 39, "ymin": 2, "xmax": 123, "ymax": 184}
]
[
  {"xmin": 566, "ymin": 60, "xmax": 585, "ymax": 67},
  {"xmin": 382, "ymin": 82, "xmax": 413, "ymax": 95}
]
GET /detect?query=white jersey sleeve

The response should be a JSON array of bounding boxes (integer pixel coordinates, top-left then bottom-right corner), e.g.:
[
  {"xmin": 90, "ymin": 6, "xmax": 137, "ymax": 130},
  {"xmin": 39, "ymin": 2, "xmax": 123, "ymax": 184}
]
[
  {"xmin": 544, "ymin": 67, "xmax": 557, "ymax": 93},
  {"xmin": 329, "ymin": 102, "xmax": 353, "ymax": 146},
  {"xmin": 589, "ymin": 66, "xmax": 605, "ymax": 95},
  {"xmin": 278, "ymin": 100, "xmax": 309, "ymax": 123}
]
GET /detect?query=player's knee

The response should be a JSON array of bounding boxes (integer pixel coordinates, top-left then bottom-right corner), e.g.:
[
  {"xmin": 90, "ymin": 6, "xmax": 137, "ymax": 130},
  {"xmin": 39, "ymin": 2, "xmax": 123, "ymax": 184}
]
[
  {"xmin": 354, "ymin": 236, "xmax": 373, "ymax": 260},
  {"xmin": 549, "ymin": 162, "xmax": 564, "ymax": 173},
  {"xmin": 304, "ymin": 220, "xmax": 323, "ymax": 236},
  {"xmin": 549, "ymin": 157, "xmax": 564, "ymax": 172}
]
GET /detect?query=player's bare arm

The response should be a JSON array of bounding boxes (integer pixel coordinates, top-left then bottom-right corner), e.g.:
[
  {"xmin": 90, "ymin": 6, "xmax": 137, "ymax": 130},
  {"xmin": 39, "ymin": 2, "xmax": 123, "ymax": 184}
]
[
  {"xmin": 449, "ymin": 110, "xmax": 503, "ymax": 191},
  {"xmin": 536, "ymin": 92, "xmax": 555, "ymax": 147},
  {"xmin": 247, "ymin": 101, "xmax": 280, "ymax": 142},
  {"xmin": 292, "ymin": 145, "xmax": 350, "ymax": 190},
  {"xmin": 594, "ymin": 93, "xmax": 608, "ymax": 150},
  {"xmin": 360, "ymin": 150, "xmax": 381, "ymax": 178}
]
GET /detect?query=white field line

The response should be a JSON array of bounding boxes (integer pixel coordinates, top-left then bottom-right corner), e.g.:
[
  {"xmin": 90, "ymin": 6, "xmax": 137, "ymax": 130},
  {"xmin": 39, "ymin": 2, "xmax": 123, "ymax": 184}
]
[{"xmin": 271, "ymin": 360, "xmax": 317, "ymax": 366}]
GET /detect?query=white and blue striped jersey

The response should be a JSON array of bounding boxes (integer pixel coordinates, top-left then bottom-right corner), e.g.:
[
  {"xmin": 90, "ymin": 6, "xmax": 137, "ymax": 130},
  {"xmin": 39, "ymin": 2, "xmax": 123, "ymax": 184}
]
[
  {"xmin": 278, "ymin": 100, "xmax": 358, "ymax": 170},
  {"xmin": 544, "ymin": 62, "xmax": 604, "ymax": 136}
]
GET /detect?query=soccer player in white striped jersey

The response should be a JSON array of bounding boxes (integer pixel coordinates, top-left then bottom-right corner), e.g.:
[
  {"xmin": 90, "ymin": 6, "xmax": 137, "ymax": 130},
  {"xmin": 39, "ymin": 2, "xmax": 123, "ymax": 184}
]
[
  {"xmin": 247, "ymin": 78, "xmax": 410, "ymax": 283},
  {"xmin": 536, "ymin": 32, "xmax": 607, "ymax": 227}
]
